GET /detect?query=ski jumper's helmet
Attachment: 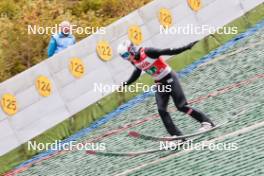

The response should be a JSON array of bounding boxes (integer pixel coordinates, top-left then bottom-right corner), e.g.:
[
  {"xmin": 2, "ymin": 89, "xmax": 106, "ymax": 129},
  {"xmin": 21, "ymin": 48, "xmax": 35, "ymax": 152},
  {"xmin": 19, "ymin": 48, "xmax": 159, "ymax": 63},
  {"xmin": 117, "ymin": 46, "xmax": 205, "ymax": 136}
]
[{"xmin": 117, "ymin": 40, "xmax": 137, "ymax": 60}]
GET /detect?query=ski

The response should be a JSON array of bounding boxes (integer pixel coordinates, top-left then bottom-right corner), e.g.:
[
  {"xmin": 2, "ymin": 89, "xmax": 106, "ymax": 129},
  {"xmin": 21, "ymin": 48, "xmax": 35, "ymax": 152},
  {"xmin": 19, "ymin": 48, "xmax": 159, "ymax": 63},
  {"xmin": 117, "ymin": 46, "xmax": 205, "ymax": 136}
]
[{"xmin": 128, "ymin": 121, "xmax": 227, "ymax": 141}]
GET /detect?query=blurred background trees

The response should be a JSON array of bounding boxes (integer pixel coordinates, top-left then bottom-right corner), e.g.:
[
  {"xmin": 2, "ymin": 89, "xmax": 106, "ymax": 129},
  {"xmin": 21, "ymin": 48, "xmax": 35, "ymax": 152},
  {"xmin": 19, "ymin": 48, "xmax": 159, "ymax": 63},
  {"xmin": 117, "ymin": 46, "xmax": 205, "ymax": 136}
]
[{"xmin": 0, "ymin": 0, "xmax": 150, "ymax": 82}]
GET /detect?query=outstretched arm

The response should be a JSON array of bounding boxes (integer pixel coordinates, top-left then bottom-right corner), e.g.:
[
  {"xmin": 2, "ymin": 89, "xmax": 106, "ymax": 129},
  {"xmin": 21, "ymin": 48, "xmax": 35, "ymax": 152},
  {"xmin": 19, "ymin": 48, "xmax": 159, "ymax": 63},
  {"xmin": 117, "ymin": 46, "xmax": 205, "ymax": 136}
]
[
  {"xmin": 122, "ymin": 67, "xmax": 142, "ymax": 86},
  {"xmin": 145, "ymin": 41, "xmax": 198, "ymax": 58}
]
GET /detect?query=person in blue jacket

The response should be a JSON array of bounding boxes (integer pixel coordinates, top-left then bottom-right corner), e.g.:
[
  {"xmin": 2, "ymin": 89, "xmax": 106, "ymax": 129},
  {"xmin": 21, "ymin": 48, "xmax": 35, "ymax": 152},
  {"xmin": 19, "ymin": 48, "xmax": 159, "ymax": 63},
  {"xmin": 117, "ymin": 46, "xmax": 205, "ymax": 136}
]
[{"xmin": 48, "ymin": 21, "xmax": 76, "ymax": 57}]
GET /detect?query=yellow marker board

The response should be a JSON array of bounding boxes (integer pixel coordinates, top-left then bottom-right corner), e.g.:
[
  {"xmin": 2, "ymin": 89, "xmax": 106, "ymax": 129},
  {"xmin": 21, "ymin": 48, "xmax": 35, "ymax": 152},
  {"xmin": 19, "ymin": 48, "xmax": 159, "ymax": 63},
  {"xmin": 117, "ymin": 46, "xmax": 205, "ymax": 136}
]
[
  {"xmin": 128, "ymin": 25, "xmax": 143, "ymax": 45},
  {"xmin": 35, "ymin": 75, "xmax": 52, "ymax": 97},
  {"xmin": 159, "ymin": 8, "xmax": 173, "ymax": 28},
  {"xmin": 187, "ymin": 0, "xmax": 202, "ymax": 12},
  {"xmin": 69, "ymin": 58, "xmax": 85, "ymax": 78},
  {"xmin": 96, "ymin": 40, "xmax": 113, "ymax": 61},
  {"xmin": 1, "ymin": 93, "xmax": 18, "ymax": 116}
]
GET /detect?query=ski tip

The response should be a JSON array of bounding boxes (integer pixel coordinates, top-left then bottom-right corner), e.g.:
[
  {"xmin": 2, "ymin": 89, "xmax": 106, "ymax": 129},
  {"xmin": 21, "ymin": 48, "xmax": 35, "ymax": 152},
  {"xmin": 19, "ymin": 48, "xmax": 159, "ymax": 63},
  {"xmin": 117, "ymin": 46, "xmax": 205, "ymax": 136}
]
[
  {"xmin": 86, "ymin": 150, "xmax": 97, "ymax": 155},
  {"xmin": 128, "ymin": 131, "xmax": 140, "ymax": 138}
]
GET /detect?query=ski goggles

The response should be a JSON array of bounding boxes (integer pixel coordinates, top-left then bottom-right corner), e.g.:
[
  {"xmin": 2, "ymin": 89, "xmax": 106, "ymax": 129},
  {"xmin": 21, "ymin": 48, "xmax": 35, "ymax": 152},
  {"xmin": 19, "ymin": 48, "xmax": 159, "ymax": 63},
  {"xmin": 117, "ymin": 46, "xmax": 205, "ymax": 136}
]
[{"xmin": 121, "ymin": 51, "xmax": 131, "ymax": 60}]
